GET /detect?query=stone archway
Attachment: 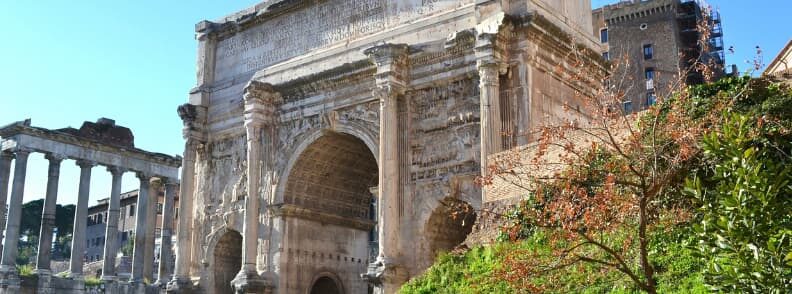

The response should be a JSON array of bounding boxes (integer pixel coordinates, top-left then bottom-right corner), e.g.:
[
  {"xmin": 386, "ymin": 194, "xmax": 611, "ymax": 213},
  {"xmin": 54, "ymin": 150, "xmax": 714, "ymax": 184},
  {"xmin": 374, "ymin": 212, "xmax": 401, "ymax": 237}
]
[
  {"xmin": 310, "ymin": 276, "xmax": 342, "ymax": 294},
  {"xmin": 280, "ymin": 131, "xmax": 377, "ymax": 293},
  {"xmin": 426, "ymin": 197, "xmax": 476, "ymax": 258},
  {"xmin": 212, "ymin": 230, "xmax": 242, "ymax": 294}
]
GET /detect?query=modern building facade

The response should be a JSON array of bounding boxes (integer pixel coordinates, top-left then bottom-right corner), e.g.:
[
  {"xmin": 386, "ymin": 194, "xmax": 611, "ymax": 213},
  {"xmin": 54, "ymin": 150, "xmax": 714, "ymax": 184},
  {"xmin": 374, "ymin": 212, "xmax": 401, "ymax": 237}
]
[
  {"xmin": 593, "ymin": 0, "xmax": 726, "ymax": 112},
  {"xmin": 84, "ymin": 187, "xmax": 179, "ymax": 278}
]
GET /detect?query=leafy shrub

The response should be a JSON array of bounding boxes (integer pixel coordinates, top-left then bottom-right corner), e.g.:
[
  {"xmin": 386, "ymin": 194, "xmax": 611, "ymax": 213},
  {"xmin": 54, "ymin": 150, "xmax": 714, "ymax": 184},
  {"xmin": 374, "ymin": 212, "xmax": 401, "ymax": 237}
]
[{"xmin": 686, "ymin": 113, "xmax": 792, "ymax": 292}]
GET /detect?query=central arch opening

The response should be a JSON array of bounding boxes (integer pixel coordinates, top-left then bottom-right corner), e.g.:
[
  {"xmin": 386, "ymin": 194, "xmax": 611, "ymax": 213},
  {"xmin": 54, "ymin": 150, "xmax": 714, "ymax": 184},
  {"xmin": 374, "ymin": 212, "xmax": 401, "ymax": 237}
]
[
  {"xmin": 283, "ymin": 131, "xmax": 377, "ymax": 293},
  {"xmin": 310, "ymin": 276, "xmax": 341, "ymax": 294},
  {"xmin": 213, "ymin": 230, "xmax": 242, "ymax": 294}
]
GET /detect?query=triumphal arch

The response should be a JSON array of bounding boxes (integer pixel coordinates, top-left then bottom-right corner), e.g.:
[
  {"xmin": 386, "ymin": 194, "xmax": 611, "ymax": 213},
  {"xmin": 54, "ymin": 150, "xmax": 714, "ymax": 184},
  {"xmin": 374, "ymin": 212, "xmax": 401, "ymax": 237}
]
[{"xmin": 167, "ymin": 1, "xmax": 604, "ymax": 293}]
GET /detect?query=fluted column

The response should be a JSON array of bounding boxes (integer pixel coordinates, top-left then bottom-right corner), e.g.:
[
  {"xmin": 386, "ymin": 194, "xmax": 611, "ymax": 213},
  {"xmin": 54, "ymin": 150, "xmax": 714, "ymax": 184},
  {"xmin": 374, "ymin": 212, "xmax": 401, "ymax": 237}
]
[
  {"xmin": 474, "ymin": 15, "xmax": 509, "ymax": 201},
  {"xmin": 101, "ymin": 166, "xmax": 125, "ymax": 280},
  {"xmin": 0, "ymin": 149, "xmax": 30, "ymax": 287},
  {"xmin": 0, "ymin": 152, "xmax": 14, "ymax": 258},
  {"xmin": 363, "ymin": 43, "xmax": 410, "ymax": 294},
  {"xmin": 156, "ymin": 179, "xmax": 177, "ymax": 285},
  {"xmin": 131, "ymin": 173, "xmax": 151, "ymax": 283},
  {"xmin": 34, "ymin": 153, "xmax": 65, "ymax": 275},
  {"xmin": 477, "ymin": 62, "xmax": 502, "ymax": 173},
  {"xmin": 168, "ymin": 102, "xmax": 206, "ymax": 293},
  {"xmin": 69, "ymin": 160, "xmax": 95, "ymax": 279},
  {"xmin": 231, "ymin": 80, "xmax": 279, "ymax": 293}
]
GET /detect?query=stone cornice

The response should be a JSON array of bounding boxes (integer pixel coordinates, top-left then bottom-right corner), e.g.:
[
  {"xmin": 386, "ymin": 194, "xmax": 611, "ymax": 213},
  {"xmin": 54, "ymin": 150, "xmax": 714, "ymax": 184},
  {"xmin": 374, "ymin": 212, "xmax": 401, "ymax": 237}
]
[
  {"xmin": 196, "ymin": 0, "xmax": 305, "ymax": 41},
  {"xmin": 271, "ymin": 204, "xmax": 376, "ymax": 231},
  {"xmin": 0, "ymin": 120, "xmax": 182, "ymax": 168}
]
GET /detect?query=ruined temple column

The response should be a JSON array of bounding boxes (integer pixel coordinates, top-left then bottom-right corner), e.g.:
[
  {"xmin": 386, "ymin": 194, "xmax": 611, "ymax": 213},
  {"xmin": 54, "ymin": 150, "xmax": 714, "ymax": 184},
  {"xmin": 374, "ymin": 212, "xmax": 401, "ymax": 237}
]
[
  {"xmin": 232, "ymin": 80, "xmax": 279, "ymax": 293},
  {"xmin": 69, "ymin": 160, "xmax": 95, "ymax": 279},
  {"xmin": 156, "ymin": 179, "xmax": 178, "ymax": 285},
  {"xmin": 0, "ymin": 149, "xmax": 30, "ymax": 287},
  {"xmin": 0, "ymin": 152, "xmax": 14, "ymax": 258},
  {"xmin": 144, "ymin": 178, "xmax": 161, "ymax": 281},
  {"xmin": 101, "ymin": 166, "xmax": 125, "ymax": 281},
  {"xmin": 363, "ymin": 43, "xmax": 410, "ymax": 293},
  {"xmin": 131, "ymin": 172, "xmax": 152, "ymax": 283},
  {"xmin": 34, "ymin": 153, "xmax": 66, "ymax": 275}
]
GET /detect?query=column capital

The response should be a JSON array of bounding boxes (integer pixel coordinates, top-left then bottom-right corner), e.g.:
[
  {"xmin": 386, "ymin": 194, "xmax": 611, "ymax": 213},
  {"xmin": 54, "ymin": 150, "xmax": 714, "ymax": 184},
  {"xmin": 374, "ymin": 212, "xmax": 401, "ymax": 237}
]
[
  {"xmin": 365, "ymin": 43, "xmax": 410, "ymax": 92},
  {"xmin": 243, "ymin": 80, "xmax": 281, "ymax": 128},
  {"xmin": 11, "ymin": 147, "xmax": 32, "ymax": 157},
  {"xmin": 107, "ymin": 166, "xmax": 127, "ymax": 176},
  {"xmin": 178, "ymin": 103, "xmax": 208, "ymax": 142},
  {"xmin": 44, "ymin": 153, "xmax": 67, "ymax": 163},
  {"xmin": 0, "ymin": 151, "xmax": 14, "ymax": 160},
  {"xmin": 75, "ymin": 160, "xmax": 96, "ymax": 168},
  {"xmin": 161, "ymin": 177, "xmax": 179, "ymax": 186},
  {"xmin": 149, "ymin": 177, "xmax": 163, "ymax": 189},
  {"xmin": 136, "ymin": 172, "xmax": 153, "ymax": 181},
  {"xmin": 475, "ymin": 12, "xmax": 512, "ymax": 73}
]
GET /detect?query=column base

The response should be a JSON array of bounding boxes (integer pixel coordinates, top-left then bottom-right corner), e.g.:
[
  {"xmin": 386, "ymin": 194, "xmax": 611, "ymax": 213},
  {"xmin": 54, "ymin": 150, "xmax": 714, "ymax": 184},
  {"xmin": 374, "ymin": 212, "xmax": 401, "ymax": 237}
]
[
  {"xmin": 101, "ymin": 274, "xmax": 117, "ymax": 281},
  {"xmin": 362, "ymin": 257, "xmax": 408, "ymax": 294},
  {"xmin": 36, "ymin": 270, "xmax": 54, "ymax": 294},
  {"xmin": 166, "ymin": 276, "xmax": 196, "ymax": 294},
  {"xmin": 0, "ymin": 265, "xmax": 20, "ymax": 292},
  {"xmin": 230, "ymin": 269, "xmax": 272, "ymax": 294}
]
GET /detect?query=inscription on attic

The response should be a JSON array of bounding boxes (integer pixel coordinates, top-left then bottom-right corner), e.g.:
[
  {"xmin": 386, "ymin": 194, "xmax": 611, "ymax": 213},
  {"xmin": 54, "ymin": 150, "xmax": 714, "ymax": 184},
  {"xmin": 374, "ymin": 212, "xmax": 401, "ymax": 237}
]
[{"xmin": 213, "ymin": 0, "xmax": 472, "ymax": 80}]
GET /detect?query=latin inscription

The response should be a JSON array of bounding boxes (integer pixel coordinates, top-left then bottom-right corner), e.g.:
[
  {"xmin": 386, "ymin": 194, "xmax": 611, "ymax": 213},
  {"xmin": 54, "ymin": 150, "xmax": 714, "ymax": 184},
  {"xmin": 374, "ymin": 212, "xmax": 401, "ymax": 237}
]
[{"xmin": 214, "ymin": 0, "xmax": 470, "ymax": 81}]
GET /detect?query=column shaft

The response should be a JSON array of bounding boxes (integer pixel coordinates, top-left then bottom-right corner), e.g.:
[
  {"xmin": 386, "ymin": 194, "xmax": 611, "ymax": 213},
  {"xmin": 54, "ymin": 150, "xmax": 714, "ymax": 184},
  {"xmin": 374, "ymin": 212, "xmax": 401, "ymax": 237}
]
[
  {"xmin": 171, "ymin": 141, "xmax": 196, "ymax": 284},
  {"xmin": 0, "ymin": 152, "xmax": 14, "ymax": 258},
  {"xmin": 143, "ymin": 179, "xmax": 159, "ymax": 281},
  {"xmin": 131, "ymin": 174, "xmax": 151, "ymax": 282},
  {"xmin": 101, "ymin": 167, "xmax": 124, "ymax": 280},
  {"xmin": 242, "ymin": 126, "xmax": 261, "ymax": 272},
  {"xmin": 69, "ymin": 160, "xmax": 94, "ymax": 278},
  {"xmin": 377, "ymin": 90, "xmax": 400, "ymax": 261},
  {"xmin": 478, "ymin": 63, "xmax": 502, "ymax": 178},
  {"xmin": 35, "ymin": 154, "xmax": 64, "ymax": 273},
  {"xmin": 156, "ymin": 181, "xmax": 177, "ymax": 284},
  {"xmin": 0, "ymin": 150, "xmax": 29, "ymax": 275}
]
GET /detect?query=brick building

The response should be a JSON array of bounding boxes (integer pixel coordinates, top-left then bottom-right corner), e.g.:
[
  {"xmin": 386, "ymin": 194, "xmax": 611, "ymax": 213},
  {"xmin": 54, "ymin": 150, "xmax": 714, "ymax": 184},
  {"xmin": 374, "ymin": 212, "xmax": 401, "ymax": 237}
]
[{"xmin": 593, "ymin": 0, "xmax": 726, "ymax": 113}]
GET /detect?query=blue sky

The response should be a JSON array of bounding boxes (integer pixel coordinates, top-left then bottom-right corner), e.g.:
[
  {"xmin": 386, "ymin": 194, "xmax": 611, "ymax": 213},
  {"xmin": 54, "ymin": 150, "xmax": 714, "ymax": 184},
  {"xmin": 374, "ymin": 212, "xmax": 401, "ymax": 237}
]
[{"xmin": 0, "ymin": 0, "xmax": 789, "ymax": 206}]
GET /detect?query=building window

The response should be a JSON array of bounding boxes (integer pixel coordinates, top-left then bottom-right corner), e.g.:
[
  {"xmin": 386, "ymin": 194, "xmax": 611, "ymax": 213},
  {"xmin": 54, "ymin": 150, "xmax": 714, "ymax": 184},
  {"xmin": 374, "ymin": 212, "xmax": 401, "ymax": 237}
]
[
  {"xmin": 155, "ymin": 228, "xmax": 161, "ymax": 237},
  {"xmin": 129, "ymin": 204, "xmax": 135, "ymax": 217},
  {"xmin": 600, "ymin": 28, "xmax": 608, "ymax": 43},
  {"xmin": 645, "ymin": 67, "xmax": 655, "ymax": 80},
  {"xmin": 646, "ymin": 92, "xmax": 657, "ymax": 106},
  {"xmin": 643, "ymin": 44, "xmax": 653, "ymax": 60},
  {"xmin": 157, "ymin": 203, "xmax": 163, "ymax": 214},
  {"xmin": 623, "ymin": 100, "xmax": 633, "ymax": 113},
  {"xmin": 602, "ymin": 51, "xmax": 610, "ymax": 61}
]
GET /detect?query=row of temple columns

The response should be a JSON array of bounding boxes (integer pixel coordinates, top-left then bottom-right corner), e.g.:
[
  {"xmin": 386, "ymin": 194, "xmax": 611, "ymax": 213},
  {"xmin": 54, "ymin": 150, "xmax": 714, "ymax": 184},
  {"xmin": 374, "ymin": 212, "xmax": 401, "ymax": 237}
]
[{"xmin": 0, "ymin": 148, "xmax": 178, "ymax": 289}]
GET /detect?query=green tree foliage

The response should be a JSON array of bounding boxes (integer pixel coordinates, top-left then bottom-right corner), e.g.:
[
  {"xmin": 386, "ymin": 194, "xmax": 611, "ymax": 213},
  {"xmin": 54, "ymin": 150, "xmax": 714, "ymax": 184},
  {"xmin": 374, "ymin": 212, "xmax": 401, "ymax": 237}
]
[
  {"xmin": 686, "ymin": 113, "xmax": 792, "ymax": 292},
  {"xmin": 15, "ymin": 200, "xmax": 75, "ymax": 265}
]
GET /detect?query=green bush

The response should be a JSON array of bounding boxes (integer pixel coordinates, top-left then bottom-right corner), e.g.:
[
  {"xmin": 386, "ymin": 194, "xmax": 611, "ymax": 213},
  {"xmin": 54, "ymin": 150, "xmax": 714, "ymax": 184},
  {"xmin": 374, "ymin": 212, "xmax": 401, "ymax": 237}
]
[
  {"xmin": 402, "ymin": 227, "xmax": 707, "ymax": 294},
  {"xmin": 686, "ymin": 113, "xmax": 792, "ymax": 292},
  {"xmin": 84, "ymin": 276, "xmax": 103, "ymax": 286},
  {"xmin": 16, "ymin": 264, "xmax": 34, "ymax": 278}
]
